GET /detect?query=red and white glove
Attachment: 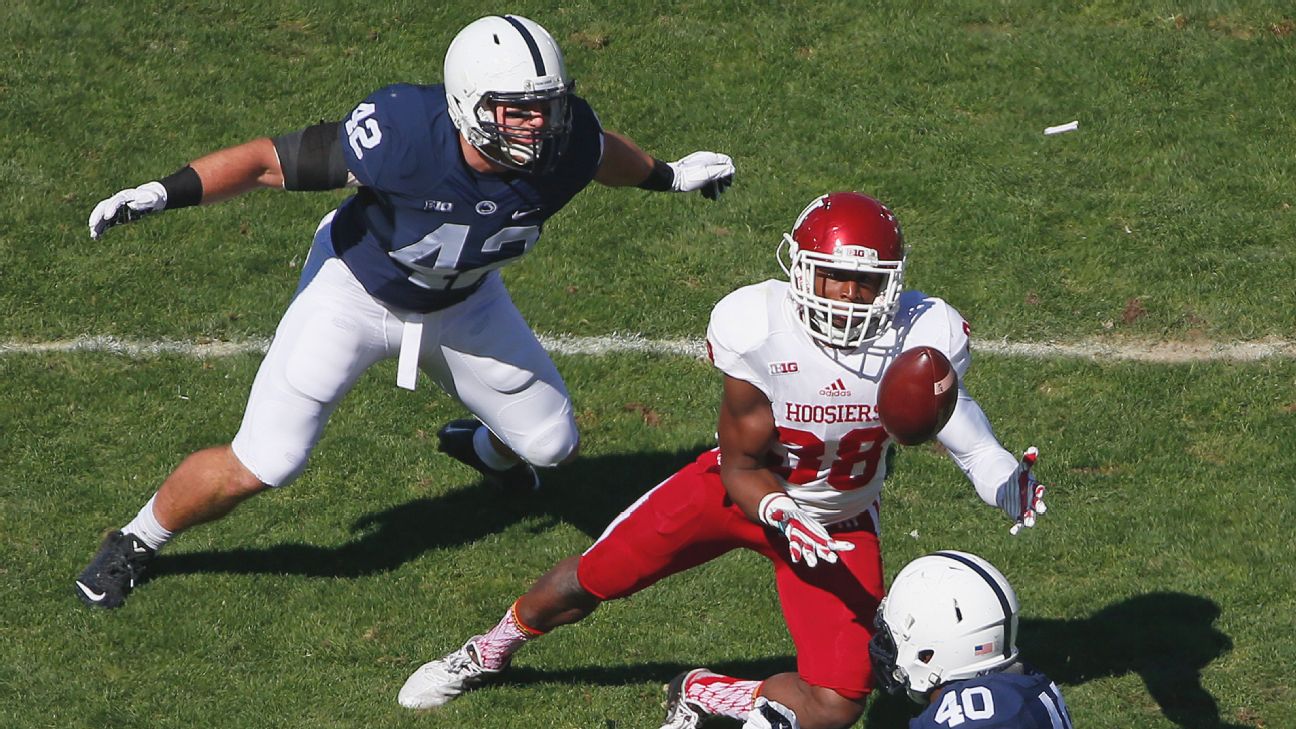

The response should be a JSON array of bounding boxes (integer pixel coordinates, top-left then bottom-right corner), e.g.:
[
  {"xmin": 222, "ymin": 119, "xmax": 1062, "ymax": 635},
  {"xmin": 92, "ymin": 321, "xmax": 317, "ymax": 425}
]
[
  {"xmin": 759, "ymin": 493, "xmax": 854, "ymax": 568},
  {"xmin": 997, "ymin": 446, "xmax": 1048, "ymax": 535}
]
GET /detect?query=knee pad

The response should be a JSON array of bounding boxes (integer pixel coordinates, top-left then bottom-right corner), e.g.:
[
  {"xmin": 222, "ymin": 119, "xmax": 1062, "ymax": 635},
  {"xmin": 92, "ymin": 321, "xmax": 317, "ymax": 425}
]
[
  {"xmin": 231, "ymin": 428, "xmax": 308, "ymax": 488},
  {"xmin": 513, "ymin": 414, "xmax": 579, "ymax": 468}
]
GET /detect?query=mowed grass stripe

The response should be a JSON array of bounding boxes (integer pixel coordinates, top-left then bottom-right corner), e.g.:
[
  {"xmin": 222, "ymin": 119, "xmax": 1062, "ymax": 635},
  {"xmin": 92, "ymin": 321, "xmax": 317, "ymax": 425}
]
[{"xmin": 4, "ymin": 334, "xmax": 1296, "ymax": 363}]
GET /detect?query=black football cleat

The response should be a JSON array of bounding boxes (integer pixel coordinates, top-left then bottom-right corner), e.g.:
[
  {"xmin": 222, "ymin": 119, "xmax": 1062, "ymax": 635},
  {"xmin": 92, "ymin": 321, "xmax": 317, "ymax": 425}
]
[
  {"xmin": 437, "ymin": 418, "xmax": 540, "ymax": 494},
  {"xmin": 75, "ymin": 530, "xmax": 155, "ymax": 608}
]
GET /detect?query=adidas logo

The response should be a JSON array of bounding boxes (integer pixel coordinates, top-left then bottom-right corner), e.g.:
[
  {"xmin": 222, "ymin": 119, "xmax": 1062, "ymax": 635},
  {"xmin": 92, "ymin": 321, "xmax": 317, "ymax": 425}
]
[{"xmin": 819, "ymin": 378, "xmax": 852, "ymax": 397}]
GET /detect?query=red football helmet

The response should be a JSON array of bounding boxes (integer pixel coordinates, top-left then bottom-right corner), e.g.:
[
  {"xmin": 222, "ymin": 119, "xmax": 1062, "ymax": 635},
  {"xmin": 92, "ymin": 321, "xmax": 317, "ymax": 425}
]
[{"xmin": 778, "ymin": 192, "xmax": 906, "ymax": 348}]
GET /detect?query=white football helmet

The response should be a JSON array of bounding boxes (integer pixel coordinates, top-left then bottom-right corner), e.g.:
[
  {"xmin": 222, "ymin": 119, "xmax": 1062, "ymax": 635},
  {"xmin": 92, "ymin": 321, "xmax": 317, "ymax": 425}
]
[
  {"xmin": 868, "ymin": 551, "xmax": 1020, "ymax": 703},
  {"xmin": 777, "ymin": 192, "xmax": 905, "ymax": 349},
  {"xmin": 443, "ymin": 15, "xmax": 574, "ymax": 172}
]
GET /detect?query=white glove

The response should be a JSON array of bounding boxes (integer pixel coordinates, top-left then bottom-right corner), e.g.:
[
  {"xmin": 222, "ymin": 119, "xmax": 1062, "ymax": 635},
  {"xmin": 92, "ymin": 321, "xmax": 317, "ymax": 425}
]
[
  {"xmin": 88, "ymin": 181, "xmax": 168, "ymax": 239},
  {"xmin": 759, "ymin": 493, "xmax": 854, "ymax": 568},
  {"xmin": 668, "ymin": 151, "xmax": 735, "ymax": 200},
  {"xmin": 742, "ymin": 697, "xmax": 800, "ymax": 729},
  {"xmin": 997, "ymin": 446, "xmax": 1048, "ymax": 535}
]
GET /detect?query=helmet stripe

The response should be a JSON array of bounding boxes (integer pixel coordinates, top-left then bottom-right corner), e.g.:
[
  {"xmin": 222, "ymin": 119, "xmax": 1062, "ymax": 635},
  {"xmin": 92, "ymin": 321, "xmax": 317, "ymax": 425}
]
[
  {"xmin": 502, "ymin": 15, "xmax": 546, "ymax": 76},
  {"xmin": 932, "ymin": 551, "xmax": 1015, "ymax": 658}
]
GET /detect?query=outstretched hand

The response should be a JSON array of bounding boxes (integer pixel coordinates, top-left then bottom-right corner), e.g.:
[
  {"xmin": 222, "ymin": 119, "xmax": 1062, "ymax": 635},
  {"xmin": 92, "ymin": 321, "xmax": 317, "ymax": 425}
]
[
  {"xmin": 88, "ymin": 182, "xmax": 168, "ymax": 239},
  {"xmin": 668, "ymin": 151, "xmax": 735, "ymax": 200},
  {"xmin": 999, "ymin": 446, "xmax": 1048, "ymax": 535}
]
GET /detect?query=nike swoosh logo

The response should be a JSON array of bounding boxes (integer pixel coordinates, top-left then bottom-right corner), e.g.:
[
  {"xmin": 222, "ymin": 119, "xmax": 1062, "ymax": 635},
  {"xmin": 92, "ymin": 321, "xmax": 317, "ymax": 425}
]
[
  {"xmin": 512, "ymin": 208, "xmax": 542, "ymax": 220},
  {"xmin": 76, "ymin": 580, "xmax": 108, "ymax": 603}
]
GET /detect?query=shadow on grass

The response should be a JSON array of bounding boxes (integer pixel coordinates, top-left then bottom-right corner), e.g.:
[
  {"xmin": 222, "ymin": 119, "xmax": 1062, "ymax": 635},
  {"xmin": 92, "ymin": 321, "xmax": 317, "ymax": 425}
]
[
  {"xmin": 150, "ymin": 444, "xmax": 706, "ymax": 579},
  {"xmin": 421, "ymin": 593, "xmax": 1238, "ymax": 729},
  {"xmin": 379, "ymin": 592, "xmax": 1242, "ymax": 729},
  {"xmin": 1024, "ymin": 592, "xmax": 1247, "ymax": 729},
  {"xmin": 147, "ymin": 453, "xmax": 1243, "ymax": 728},
  {"xmin": 499, "ymin": 593, "xmax": 1245, "ymax": 729},
  {"xmin": 862, "ymin": 591, "xmax": 1246, "ymax": 729}
]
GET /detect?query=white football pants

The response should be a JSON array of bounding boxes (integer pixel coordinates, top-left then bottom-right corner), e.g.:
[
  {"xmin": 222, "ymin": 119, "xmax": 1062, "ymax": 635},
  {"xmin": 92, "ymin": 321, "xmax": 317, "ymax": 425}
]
[{"xmin": 230, "ymin": 212, "xmax": 577, "ymax": 487}]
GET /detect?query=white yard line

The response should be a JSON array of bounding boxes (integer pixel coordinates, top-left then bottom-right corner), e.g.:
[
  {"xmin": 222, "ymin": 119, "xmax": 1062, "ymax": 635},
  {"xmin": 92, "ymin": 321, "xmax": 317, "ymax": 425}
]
[{"xmin": 3, "ymin": 334, "xmax": 1295, "ymax": 363}]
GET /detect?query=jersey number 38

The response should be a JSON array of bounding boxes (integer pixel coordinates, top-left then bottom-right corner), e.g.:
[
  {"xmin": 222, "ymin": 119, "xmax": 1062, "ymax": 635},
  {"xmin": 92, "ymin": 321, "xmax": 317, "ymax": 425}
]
[{"xmin": 774, "ymin": 425, "xmax": 889, "ymax": 491}]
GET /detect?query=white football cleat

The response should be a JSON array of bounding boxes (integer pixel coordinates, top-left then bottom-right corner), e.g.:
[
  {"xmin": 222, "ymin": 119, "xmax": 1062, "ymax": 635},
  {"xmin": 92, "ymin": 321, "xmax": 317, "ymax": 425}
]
[{"xmin": 397, "ymin": 638, "xmax": 503, "ymax": 709}]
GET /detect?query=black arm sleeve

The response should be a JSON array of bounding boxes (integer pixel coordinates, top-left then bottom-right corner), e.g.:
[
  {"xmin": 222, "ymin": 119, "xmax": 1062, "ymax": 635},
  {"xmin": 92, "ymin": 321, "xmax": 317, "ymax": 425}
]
[
  {"xmin": 273, "ymin": 121, "xmax": 349, "ymax": 191},
  {"xmin": 635, "ymin": 158, "xmax": 675, "ymax": 191}
]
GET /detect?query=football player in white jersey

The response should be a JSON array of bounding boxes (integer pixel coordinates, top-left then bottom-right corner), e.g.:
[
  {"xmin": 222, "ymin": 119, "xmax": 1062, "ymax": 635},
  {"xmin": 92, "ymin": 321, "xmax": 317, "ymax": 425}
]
[
  {"xmin": 73, "ymin": 14, "xmax": 735, "ymax": 610},
  {"xmin": 396, "ymin": 192, "xmax": 1048, "ymax": 729}
]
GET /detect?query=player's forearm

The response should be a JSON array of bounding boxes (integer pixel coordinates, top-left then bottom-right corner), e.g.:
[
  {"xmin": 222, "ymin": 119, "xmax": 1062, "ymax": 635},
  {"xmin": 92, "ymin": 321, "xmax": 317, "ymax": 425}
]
[
  {"xmin": 720, "ymin": 462, "xmax": 787, "ymax": 523},
  {"xmin": 594, "ymin": 130, "xmax": 655, "ymax": 187},
  {"xmin": 716, "ymin": 375, "xmax": 784, "ymax": 523},
  {"xmin": 188, "ymin": 138, "xmax": 285, "ymax": 204},
  {"xmin": 937, "ymin": 395, "xmax": 1019, "ymax": 507}
]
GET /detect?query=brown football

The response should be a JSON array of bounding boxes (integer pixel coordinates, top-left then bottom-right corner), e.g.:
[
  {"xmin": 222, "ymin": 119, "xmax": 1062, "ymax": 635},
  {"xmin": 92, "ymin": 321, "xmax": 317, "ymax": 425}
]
[{"xmin": 877, "ymin": 346, "xmax": 959, "ymax": 445}]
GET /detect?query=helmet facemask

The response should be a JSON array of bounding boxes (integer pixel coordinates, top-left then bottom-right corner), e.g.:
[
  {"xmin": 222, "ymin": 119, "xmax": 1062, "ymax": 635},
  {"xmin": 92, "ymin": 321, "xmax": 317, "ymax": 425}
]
[
  {"xmin": 777, "ymin": 192, "xmax": 906, "ymax": 350},
  {"xmin": 472, "ymin": 85, "xmax": 573, "ymax": 172},
  {"xmin": 867, "ymin": 614, "xmax": 909, "ymax": 696},
  {"xmin": 778, "ymin": 234, "xmax": 904, "ymax": 349}
]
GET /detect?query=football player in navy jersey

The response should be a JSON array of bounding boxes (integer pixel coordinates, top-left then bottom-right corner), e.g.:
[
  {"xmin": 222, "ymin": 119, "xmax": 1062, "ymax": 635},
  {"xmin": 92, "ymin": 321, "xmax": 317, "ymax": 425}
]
[
  {"xmin": 869, "ymin": 552, "xmax": 1074, "ymax": 729},
  {"xmin": 74, "ymin": 14, "xmax": 736, "ymax": 610}
]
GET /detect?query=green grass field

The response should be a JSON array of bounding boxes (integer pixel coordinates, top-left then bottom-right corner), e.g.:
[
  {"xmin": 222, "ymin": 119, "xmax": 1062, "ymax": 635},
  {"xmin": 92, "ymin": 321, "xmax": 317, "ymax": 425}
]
[{"xmin": 3, "ymin": 2, "xmax": 1295, "ymax": 728}]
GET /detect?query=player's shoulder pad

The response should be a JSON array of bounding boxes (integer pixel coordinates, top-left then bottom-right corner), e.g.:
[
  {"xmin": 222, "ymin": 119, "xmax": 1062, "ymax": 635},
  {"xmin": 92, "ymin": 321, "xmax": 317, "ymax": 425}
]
[
  {"xmin": 706, "ymin": 282, "xmax": 779, "ymax": 394},
  {"xmin": 341, "ymin": 83, "xmax": 446, "ymax": 188},
  {"xmin": 568, "ymin": 93, "xmax": 602, "ymax": 136},
  {"xmin": 894, "ymin": 290, "xmax": 972, "ymax": 379},
  {"xmin": 708, "ymin": 282, "xmax": 777, "ymax": 358},
  {"xmin": 556, "ymin": 93, "xmax": 603, "ymax": 180}
]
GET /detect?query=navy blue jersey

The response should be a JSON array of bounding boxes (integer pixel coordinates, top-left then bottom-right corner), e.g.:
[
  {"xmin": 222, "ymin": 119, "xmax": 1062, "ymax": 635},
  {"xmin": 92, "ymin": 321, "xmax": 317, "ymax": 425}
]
[
  {"xmin": 330, "ymin": 83, "xmax": 603, "ymax": 312},
  {"xmin": 911, "ymin": 665, "xmax": 1073, "ymax": 729}
]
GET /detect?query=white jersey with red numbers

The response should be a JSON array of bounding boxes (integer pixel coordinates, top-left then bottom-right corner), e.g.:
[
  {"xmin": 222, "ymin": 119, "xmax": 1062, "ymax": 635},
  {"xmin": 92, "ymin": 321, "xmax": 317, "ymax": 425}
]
[{"xmin": 707, "ymin": 280, "xmax": 1000, "ymax": 526}]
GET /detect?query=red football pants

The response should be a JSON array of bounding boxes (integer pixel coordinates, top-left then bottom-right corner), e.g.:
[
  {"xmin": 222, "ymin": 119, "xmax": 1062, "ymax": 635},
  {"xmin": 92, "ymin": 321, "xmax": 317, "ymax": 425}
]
[{"xmin": 577, "ymin": 450, "xmax": 883, "ymax": 699}]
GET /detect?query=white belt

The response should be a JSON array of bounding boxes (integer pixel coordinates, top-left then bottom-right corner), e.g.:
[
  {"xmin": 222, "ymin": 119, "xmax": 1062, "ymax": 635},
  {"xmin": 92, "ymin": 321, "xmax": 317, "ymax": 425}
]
[{"xmin": 397, "ymin": 314, "xmax": 424, "ymax": 391}]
